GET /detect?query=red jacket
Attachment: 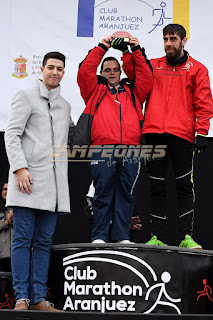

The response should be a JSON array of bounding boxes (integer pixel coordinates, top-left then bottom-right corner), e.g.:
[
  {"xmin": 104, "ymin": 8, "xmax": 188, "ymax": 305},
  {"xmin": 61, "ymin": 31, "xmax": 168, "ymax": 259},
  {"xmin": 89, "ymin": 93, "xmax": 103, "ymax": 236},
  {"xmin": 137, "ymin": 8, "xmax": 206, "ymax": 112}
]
[
  {"xmin": 122, "ymin": 52, "xmax": 213, "ymax": 143},
  {"xmin": 76, "ymin": 44, "xmax": 153, "ymax": 146}
]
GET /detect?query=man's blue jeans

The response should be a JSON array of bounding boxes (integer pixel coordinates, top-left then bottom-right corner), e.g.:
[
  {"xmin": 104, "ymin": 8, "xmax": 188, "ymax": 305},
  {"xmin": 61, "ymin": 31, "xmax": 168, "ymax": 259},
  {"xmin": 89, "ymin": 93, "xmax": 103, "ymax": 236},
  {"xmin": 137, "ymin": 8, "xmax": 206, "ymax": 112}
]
[{"xmin": 11, "ymin": 207, "xmax": 57, "ymax": 304}]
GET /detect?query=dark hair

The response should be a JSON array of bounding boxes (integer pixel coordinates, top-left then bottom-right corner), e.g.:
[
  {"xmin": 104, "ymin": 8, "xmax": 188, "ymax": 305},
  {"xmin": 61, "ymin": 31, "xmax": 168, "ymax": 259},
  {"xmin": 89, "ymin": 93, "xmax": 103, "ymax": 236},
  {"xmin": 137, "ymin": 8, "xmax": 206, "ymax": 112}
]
[
  {"xmin": 163, "ymin": 24, "xmax": 186, "ymax": 40},
  {"xmin": 42, "ymin": 51, "xmax": 66, "ymax": 68},
  {"xmin": 0, "ymin": 181, "xmax": 7, "ymax": 211},
  {"xmin": 100, "ymin": 57, "xmax": 121, "ymax": 71}
]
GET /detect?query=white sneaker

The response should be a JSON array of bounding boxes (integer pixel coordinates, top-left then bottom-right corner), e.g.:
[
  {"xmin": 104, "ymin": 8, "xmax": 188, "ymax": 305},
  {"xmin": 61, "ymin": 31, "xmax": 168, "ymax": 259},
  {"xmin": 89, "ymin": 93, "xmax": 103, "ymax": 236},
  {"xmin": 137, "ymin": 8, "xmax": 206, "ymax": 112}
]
[
  {"xmin": 92, "ymin": 239, "xmax": 106, "ymax": 244},
  {"xmin": 118, "ymin": 240, "xmax": 135, "ymax": 244}
]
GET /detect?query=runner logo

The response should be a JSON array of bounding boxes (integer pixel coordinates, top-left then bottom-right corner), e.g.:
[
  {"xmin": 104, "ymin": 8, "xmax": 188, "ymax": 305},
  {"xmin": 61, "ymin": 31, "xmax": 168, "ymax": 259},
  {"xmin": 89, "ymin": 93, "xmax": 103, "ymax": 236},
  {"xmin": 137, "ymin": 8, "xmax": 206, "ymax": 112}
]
[{"xmin": 63, "ymin": 250, "xmax": 181, "ymax": 314}]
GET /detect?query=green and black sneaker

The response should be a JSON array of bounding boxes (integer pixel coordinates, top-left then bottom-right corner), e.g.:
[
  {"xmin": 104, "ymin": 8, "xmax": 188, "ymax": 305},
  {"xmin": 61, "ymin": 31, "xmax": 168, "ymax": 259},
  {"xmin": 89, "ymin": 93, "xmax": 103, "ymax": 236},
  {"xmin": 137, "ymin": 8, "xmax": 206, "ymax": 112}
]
[
  {"xmin": 146, "ymin": 235, "xmax": 166, "ymax": 246},
  {"xmin": 179, "ymin": 235, "xmax": 202, "ymax": 249}
]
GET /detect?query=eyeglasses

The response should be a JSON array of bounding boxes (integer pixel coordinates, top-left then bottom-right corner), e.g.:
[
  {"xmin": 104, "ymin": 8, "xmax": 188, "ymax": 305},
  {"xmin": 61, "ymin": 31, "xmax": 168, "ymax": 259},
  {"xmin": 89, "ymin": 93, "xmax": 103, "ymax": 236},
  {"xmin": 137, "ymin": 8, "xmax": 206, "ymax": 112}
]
[{"xmin": 102, "ymin": 68, "xmax": 120, "ymax": 73}]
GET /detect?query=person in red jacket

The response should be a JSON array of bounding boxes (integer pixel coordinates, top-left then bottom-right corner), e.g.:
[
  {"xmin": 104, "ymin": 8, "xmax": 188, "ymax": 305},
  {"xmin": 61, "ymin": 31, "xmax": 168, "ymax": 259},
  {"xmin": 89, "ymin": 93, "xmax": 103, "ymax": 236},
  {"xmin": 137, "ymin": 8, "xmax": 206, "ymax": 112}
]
[
  {"xmin": 122, "ymin": 24, "xmax": 213, "ymax": 249},
  {"xmin": 76, "ymin": 35, "xmax": 153, "ymax": 244}
]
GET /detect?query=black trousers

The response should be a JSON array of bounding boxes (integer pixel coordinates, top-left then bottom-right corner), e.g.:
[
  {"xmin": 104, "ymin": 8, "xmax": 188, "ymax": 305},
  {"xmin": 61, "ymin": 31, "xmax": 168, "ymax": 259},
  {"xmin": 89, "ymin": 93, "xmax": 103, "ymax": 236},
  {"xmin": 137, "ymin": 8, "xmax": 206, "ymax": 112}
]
[{"xmin": 145, "ymin": 133, "xmax": 194, "ymax": 243}]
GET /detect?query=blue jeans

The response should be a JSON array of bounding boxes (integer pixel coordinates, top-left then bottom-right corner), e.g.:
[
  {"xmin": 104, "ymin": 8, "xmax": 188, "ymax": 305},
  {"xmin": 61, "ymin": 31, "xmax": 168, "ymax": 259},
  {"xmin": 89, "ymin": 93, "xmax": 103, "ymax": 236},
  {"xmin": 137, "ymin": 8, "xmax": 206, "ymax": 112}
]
[{"xmin": 11, "ymin": 207, "xmax": 57, "ymax": 304}]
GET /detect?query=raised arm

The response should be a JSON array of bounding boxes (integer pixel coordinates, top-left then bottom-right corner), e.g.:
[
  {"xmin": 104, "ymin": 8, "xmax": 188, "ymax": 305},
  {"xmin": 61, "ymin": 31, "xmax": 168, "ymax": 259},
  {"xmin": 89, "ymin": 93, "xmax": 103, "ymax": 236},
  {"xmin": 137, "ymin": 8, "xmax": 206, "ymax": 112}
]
[
  {"xmin": 77, "ymin": 36, "xmax": 113, "ymax": 104},
  {"xmin": 121, "ymin": 38, "xmax": 153, "ymax": 85},
  {"xmin": 128, "ymin": 37, "xmax": 153, "ymax": 104}
]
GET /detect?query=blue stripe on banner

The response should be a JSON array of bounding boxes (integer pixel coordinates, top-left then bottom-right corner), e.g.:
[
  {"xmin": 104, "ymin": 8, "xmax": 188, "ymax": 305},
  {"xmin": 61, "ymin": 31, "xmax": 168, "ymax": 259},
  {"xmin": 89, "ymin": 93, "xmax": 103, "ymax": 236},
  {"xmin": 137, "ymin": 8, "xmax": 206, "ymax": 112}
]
[{"xmin": 77, "ymin": 0, "xmax": 95, "ymax": 37}]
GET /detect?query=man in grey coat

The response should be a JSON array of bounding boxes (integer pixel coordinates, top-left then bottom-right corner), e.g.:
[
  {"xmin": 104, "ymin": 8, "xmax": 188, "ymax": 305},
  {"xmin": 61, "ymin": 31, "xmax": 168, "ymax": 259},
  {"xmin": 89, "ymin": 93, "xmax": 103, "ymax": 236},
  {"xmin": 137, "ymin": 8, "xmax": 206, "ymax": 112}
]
[{"xmin": 5, "ymin": 52, "xmax": 71, "ymax": 311}]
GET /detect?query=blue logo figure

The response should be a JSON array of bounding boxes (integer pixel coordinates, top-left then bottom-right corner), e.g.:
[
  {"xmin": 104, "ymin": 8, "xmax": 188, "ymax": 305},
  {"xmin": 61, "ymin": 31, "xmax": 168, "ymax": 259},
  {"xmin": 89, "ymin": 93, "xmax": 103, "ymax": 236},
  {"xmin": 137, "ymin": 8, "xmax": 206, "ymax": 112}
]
[{"xmin": 148, "ymin": 2, "xmax": 171, "ymax": 34}]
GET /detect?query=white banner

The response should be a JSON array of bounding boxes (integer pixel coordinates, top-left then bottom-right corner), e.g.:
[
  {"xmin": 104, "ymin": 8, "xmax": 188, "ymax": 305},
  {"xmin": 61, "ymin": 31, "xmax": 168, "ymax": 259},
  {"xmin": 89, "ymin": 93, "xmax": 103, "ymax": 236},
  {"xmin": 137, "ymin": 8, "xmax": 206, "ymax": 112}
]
[{"xmin": 1, "ymin": 0, "xmax": 213, "ymax": 135}]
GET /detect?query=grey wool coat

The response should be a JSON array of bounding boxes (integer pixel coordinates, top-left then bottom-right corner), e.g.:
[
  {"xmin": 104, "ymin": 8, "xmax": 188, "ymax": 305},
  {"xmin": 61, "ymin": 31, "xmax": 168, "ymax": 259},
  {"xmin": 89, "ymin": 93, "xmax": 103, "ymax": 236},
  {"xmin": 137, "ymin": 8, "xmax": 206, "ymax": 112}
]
[{"xmin": 5, "ymin": 79, "xmax": 71, "ymax": 213}]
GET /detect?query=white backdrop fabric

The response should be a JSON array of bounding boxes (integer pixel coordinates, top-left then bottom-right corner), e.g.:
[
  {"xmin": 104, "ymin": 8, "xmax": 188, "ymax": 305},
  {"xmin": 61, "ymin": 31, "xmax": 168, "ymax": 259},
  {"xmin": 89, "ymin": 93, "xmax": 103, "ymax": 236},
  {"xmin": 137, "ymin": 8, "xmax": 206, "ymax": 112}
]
[{"xmin": 1, "ymin": 0, "xmax": 213, "ymax": 136}]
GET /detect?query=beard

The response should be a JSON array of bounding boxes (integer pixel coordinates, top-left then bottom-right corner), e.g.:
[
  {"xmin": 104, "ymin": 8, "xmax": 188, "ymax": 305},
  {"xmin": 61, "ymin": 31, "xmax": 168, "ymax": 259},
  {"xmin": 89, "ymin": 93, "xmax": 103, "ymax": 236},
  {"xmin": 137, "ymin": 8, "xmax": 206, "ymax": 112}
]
[{"xmin": 165, "ymin": 42, "xmax": 183, "ymax": 59}]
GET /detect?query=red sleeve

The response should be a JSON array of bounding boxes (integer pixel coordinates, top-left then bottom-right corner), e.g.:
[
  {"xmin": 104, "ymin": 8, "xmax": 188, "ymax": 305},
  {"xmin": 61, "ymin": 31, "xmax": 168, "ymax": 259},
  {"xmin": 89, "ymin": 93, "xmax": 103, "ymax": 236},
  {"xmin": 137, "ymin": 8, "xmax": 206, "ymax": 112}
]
[
  {"xmin": 122, "ymin": 47, "xmax": 153, "ymax": 103},
  {"xmin": 77, "ymin": 44, "xmax": 108, "ymax": 104},
  {"xmin": 131, "ymin": 47, "xmax": 153, "ymax": 104},
  {"xmin": 121, "ymin": 51, "xmax": 135, "ymax": 82},
  {"xmin": 194, "ymin": 65, "xmax": 213, "ymax": 135}
]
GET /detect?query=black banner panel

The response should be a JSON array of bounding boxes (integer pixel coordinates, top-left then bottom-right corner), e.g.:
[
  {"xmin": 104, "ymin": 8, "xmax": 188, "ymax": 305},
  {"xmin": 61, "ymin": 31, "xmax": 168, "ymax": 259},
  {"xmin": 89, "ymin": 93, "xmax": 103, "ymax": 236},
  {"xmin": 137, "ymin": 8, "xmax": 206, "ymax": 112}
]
[
  {"xmin": 48, "ymin": 244, "xmax": 213, "ymax": 315},
  {"xmin": 0, "ymin": 273, "xmax": 14, "ymax": 310}
]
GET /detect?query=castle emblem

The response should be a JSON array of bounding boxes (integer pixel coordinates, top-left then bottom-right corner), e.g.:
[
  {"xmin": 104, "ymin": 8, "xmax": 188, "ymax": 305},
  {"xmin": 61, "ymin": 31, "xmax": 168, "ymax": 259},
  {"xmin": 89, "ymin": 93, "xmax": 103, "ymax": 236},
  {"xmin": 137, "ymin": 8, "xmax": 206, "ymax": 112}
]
[{"xmin": 12, "ymin": 55, "xmax": 28, "ymax": 79}]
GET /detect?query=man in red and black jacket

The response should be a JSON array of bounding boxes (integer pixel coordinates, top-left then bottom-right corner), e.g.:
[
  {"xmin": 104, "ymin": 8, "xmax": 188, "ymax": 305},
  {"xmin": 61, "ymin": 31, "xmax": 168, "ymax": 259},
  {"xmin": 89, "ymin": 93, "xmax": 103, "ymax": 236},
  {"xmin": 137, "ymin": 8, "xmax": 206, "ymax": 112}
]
[
  {"xmin": 76, "ymin": 35, "xmax": 153, "ymax": 244},
  {"xmin": 122, "ymin": 24, "xmax": 213, "ymax": 249}
]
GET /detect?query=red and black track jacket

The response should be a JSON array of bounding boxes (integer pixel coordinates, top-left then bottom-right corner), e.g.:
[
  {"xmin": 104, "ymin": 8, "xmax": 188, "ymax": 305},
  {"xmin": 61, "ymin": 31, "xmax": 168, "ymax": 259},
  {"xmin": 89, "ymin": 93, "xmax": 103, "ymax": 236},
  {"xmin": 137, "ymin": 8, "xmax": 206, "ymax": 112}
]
[
  {"xmin": 75, "ymin": 44, "xmax": 153, "ymax": 146},
  {"xmin": 122, "ymin": 51, "xmax": 213, "ymax": 143}
]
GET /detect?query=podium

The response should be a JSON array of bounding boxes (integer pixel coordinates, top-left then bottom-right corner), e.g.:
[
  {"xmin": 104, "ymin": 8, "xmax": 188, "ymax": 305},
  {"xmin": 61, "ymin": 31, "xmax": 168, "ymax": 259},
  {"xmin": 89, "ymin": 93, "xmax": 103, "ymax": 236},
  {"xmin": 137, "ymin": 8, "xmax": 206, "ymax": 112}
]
[
  {"xmin": 48, "ymin": 243, "xmax": 213, "ymax": 315},
  {"xmin": 1, "ymin": 243, "xmax": 213, "ymax": 319}
]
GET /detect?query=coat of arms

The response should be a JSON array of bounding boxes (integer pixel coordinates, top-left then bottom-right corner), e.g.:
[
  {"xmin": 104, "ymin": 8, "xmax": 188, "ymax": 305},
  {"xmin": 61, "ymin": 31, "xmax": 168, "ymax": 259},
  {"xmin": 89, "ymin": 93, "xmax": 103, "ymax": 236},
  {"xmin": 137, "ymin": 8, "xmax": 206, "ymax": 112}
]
[{"xmin": 12, "ymin": 55, "xmax": 28, "ymax": 79}]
